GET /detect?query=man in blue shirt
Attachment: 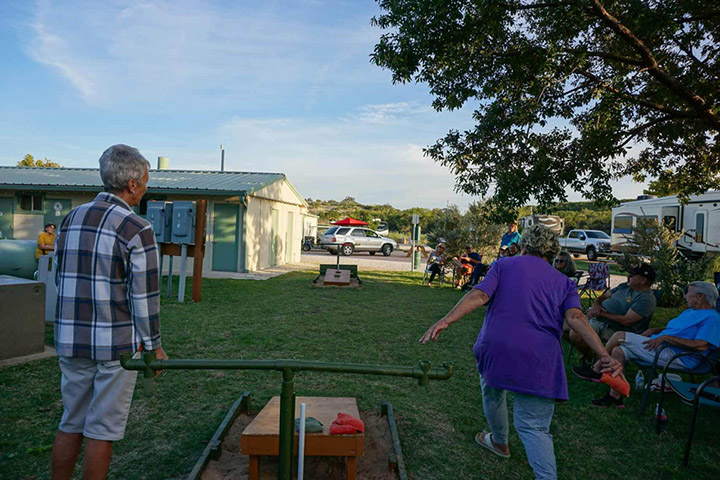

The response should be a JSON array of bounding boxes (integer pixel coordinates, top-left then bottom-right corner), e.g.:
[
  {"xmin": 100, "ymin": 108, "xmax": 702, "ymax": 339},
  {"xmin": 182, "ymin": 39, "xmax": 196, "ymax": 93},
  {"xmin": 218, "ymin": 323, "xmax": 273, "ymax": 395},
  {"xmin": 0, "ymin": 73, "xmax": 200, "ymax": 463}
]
[
  {"xmin": 574, "ymin": 281, "xmax": 720, "ymax": 408},
  {"xmin": 500, "ymin": 222, "xmax": 521, "ymax": 248}
]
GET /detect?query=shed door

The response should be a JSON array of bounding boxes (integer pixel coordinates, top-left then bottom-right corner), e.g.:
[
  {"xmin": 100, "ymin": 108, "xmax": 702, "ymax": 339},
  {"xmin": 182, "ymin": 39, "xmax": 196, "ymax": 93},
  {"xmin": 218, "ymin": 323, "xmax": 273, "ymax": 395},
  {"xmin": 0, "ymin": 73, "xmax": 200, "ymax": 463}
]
[
  {"xmin": 270, "ymin": 209, "xmax": 278, "ymax": 266},
  {"xmin": 0, "ymin": 198, "xmax": 13, "ymax": 239},
  {"xmin": 212, "ymin": 203, "xmax": 239, "ymax": 272},
  {"xmin": 44, "ymin": 198, "xmax": 72, "ymax": 229}
]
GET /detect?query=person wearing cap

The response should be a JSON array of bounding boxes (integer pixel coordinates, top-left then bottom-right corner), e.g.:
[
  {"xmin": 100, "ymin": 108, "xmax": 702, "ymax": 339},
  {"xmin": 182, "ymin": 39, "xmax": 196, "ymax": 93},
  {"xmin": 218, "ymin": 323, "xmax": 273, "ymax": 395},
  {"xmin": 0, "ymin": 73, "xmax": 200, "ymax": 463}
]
[
  {"xmin": 500, "ymin": 221, "xmax": 521, "ymax": 248},
  {"xmin": 574, "ymin": 281, "xmax": 720, "ymax": 408},
  {"xmin": 566, "ymin": 263, "xmax": 657, "ymax": 365}
]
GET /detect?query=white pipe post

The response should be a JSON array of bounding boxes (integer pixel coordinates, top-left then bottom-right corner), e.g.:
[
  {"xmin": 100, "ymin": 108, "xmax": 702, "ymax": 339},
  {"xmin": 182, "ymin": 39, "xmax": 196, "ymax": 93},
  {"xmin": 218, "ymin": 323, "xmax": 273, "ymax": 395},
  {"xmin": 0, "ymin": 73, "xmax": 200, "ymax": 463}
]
[
  {"xmin": 178, "ymin": 245, "xmax": 188, "ymax": 302},
  {"xmin": 297, "ymin": 402, "xmax": 306, "ymax": 480}
]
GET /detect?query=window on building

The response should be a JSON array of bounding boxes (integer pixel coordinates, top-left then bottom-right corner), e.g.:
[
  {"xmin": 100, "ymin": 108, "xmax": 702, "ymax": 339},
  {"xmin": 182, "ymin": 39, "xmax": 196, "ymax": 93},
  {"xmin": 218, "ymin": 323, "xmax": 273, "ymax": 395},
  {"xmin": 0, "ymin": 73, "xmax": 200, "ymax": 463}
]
[{"xmin": 17, "ymin": 194, "xmax": 43, "ymax": 212}]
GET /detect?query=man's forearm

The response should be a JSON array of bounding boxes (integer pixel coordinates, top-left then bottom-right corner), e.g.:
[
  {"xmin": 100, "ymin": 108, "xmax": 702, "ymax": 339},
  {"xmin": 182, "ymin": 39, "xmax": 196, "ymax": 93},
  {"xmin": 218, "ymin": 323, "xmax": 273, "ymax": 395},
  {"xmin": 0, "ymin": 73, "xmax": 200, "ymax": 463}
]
[
  {"xmin": 660, "ymin": 336, "xmax": 709, "ymax": 351},
  {"xmin": 599, "ymin": 311, "xmax": 639, "ymax": 327}
]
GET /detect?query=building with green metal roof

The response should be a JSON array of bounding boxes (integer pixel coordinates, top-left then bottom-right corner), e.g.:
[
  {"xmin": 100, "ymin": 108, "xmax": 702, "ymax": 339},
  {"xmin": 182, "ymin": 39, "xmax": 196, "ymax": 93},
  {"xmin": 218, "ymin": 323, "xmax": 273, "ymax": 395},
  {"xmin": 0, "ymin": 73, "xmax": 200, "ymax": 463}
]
[{"xmin": 0, "ymin": 165, "xmax": 316, "ymax": 273}]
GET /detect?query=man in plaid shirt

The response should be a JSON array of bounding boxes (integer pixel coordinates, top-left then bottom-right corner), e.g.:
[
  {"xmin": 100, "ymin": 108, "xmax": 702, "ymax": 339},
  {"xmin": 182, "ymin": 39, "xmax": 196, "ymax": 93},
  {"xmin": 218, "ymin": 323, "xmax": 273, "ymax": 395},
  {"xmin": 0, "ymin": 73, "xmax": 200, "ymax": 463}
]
[{"xmin": 51, "ymin": 144, "xmax": 168, "ymax": 480}]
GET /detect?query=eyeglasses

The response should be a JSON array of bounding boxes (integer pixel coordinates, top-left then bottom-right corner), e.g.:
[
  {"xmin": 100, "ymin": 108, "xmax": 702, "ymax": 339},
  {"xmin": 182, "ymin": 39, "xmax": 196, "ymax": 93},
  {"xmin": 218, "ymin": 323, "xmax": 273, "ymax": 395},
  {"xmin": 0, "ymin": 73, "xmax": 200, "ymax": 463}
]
[{"xmin": 556, "ymin": 260, "xmax": 566, "ymax": 264}]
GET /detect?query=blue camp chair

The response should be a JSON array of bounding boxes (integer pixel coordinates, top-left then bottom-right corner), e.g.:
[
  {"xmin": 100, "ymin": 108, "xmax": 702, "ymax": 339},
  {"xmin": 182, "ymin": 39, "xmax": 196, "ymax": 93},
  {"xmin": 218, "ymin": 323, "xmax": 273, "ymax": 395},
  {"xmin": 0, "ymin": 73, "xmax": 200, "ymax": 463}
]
[{"xmin": 654, "ymin": 350, "xmax": 720, "ymax": 466}]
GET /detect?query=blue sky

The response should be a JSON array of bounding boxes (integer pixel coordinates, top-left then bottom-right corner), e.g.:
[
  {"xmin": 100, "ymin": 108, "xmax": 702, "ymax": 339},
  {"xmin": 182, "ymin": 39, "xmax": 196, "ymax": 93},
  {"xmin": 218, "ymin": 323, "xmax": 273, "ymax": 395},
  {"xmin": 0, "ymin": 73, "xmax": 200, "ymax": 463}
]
[{"xmin": 0, "ymin": 0, "xmax": 646, "ymax": 209}]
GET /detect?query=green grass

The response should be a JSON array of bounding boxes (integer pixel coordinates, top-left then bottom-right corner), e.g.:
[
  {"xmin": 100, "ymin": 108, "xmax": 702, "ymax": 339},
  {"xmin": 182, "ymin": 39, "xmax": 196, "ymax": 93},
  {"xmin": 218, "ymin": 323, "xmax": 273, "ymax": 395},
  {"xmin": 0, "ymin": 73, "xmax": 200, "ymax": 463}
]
[{"xmin": 1, "ymin": 270, "xmax": 718, "ymax": 479}]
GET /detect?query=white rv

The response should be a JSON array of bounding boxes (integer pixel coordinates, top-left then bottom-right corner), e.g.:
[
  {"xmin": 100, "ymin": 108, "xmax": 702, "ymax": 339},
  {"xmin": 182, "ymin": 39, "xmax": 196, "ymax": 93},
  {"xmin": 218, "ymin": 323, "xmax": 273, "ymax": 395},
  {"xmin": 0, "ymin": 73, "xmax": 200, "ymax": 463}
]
[
  {"xmin": 519, "ymin": 214, "xmax": 565, "ymax": 234},
  {"xmin": 611, "ymin": 192, "xmax": 720, "ymax": 255}
]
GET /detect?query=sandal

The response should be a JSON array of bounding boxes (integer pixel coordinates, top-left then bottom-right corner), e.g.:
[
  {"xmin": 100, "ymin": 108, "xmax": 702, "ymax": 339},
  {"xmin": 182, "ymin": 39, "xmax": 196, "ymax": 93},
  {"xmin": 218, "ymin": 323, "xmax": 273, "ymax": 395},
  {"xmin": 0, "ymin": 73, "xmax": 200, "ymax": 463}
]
[{"xmin": 474, "ymin": 431, "xmax": 510, "ymax": 458}]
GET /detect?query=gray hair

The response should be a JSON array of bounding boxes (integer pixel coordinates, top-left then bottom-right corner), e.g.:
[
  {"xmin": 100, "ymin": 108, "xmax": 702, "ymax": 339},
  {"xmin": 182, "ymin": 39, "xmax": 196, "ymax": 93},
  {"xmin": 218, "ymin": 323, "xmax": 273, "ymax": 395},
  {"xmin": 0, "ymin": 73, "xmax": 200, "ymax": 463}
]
[
  {"xmin": 689, "ymin": 281, "xmax": 719, "ymax": 306},
  {"xmin": 98, "ymin": 144, "xmax": 150, "ymax": 194},
  {"xmin": 520, "ymin": 224, "xmax": 561, "ymax": 260}
]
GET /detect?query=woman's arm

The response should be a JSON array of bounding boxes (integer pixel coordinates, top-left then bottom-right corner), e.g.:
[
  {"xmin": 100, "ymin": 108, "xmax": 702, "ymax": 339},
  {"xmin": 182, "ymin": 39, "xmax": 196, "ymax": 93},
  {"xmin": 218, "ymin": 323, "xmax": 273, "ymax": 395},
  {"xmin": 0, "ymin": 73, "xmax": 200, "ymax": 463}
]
[{"xmin": 420, "ymin": 289, "xmax": 489, "ymax": 343}]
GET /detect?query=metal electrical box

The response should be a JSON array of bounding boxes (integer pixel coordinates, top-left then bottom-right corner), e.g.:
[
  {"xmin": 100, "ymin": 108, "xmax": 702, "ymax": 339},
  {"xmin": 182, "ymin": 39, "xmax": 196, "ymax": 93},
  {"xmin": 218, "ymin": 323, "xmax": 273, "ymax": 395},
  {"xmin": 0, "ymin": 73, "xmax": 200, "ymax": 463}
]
[
  {"xmin": 170, "ymin": 201, "xmax": 196, "ymax": 245},
  {"xmin": 0, "ymin": 275, "xmax": 45, "ymax": 360},
  {"xmin": 147, "ymin": 201, "xmax": 173, "ymax": 243}
]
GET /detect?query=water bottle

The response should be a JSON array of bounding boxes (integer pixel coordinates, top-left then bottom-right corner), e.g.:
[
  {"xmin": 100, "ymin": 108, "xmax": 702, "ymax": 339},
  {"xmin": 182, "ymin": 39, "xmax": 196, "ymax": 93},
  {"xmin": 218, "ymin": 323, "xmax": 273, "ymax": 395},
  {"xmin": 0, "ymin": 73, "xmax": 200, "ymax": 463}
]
[
  {"xmin": 635, "ymin": 371, "xmax": 645, "ymax": 391},
  {"xmin": 655, "ymin": 403, "xmax": 667, "ymax": 423}
]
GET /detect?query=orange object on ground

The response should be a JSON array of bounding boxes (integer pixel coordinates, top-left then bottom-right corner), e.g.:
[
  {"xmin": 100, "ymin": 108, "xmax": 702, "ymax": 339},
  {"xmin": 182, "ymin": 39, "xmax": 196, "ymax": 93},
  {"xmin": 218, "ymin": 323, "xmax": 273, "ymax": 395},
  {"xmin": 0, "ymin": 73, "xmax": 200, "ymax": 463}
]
[{"xmin": 601, "ymin": 373, "xmax": 630, "ymax": 397}]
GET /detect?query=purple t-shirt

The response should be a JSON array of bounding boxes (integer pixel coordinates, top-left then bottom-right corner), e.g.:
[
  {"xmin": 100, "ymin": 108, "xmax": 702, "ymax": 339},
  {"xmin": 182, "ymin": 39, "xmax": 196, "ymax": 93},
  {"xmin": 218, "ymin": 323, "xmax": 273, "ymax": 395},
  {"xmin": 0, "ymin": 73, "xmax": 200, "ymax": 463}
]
[{"xmin": 473, "ymin": 255, "xmax": 582, "ymax": 400}]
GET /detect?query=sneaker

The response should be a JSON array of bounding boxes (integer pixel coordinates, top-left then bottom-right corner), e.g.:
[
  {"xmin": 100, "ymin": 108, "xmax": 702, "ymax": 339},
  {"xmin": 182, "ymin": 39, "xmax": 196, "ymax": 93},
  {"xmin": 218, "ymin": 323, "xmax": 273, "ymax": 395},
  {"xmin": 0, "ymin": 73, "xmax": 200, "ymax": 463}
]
[
  {"xmin": 572, "ymin": 365, "xmax": 602, "ymax": 382},
  {"xmin": 591, "ymin": 394, "xmax": 625, "ymax": 409}
]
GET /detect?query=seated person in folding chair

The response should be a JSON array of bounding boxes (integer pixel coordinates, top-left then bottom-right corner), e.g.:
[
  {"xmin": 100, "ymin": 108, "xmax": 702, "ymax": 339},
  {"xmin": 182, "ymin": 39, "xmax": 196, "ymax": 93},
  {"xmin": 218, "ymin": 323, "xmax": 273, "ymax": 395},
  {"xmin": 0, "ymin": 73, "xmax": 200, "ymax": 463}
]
[
  {"xmin": 451, "ymin": 244, "xmax": 482, "ymax": 288},
  {"xmin": 425, "ymin": 243, "xmax": 447, "ymax": 286},
  {"xmin": 574, "ymin": 281, "xmax": 720, "ymax": 408},
  {"xmin": 500, "ymin": 221, "xmax": 521, "ymax": 249},
  {"xmin": 553, "ymin": 251, "xmax": 577, "ymax": 278},
  {"xmin": 565, "ymin": 264, "xmax": 657, "ymax": 366}
]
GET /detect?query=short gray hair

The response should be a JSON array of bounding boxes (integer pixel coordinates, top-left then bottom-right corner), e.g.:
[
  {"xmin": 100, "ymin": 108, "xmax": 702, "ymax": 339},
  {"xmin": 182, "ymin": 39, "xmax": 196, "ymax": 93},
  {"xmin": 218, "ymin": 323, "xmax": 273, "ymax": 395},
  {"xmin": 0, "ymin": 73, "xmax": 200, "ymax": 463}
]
[
  {"xmin": 98, "ymin": 144, "xmax": 150, "ymax": 194},
  {"xmin": 520, "ymin": 224, "xmax": 561, "ymax": 260},
  {"xmin": 689, "ymin": 281, "xmax": 719, "ymax": 306}
]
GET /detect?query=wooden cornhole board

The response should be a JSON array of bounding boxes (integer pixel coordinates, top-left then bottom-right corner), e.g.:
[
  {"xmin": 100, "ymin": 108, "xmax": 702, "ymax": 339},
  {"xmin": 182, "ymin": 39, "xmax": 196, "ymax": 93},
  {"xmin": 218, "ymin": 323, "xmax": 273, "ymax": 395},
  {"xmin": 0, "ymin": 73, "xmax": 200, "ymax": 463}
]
[
  {"xmin": 241, "ymin": 396, "xmax": 364, "ymax": 480},
  {"xmin": 323, "ymin": 268, "xmax": 351, "ymax": 286}
]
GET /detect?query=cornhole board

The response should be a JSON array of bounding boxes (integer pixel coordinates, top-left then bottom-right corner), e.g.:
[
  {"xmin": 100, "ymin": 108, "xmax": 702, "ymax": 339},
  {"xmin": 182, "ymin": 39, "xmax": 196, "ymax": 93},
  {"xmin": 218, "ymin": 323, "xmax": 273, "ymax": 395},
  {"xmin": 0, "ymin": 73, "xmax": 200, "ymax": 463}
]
[
  {"xmin": 241, "ymin": 396, "xmax": 364, "ymax": 480},
  {"xmin": 323, "ymin": 268, "xmax": 351, "ymax": 286}
]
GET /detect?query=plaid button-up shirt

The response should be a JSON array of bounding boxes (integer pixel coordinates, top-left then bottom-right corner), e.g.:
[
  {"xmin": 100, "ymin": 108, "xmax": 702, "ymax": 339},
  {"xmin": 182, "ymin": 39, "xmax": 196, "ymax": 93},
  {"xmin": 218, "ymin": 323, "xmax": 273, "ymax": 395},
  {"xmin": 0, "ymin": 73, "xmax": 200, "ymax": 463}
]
[{"xmin": 54, "ymin": 192, "xmax": 161, "ymax": 360}]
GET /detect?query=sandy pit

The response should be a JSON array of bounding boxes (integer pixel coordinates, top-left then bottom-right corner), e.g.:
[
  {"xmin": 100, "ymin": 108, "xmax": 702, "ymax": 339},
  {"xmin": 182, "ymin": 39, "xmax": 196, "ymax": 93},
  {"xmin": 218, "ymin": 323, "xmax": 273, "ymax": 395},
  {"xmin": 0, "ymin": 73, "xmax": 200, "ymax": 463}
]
[{"xmin": 201, "ymin": 411, "xmax": 397, "ymax": 480}]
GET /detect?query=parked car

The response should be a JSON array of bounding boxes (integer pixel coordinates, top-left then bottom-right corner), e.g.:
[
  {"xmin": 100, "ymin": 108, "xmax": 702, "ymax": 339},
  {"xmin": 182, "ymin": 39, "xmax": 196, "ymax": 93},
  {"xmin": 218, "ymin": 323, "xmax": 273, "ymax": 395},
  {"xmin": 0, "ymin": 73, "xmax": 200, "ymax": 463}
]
[
  {"xmin": 320, "ymin": 226, "xmax": 397, "ymax": 256},
  {"xmin": 558, "ymin": 229, "xmax": 611, "ymax": 261}
]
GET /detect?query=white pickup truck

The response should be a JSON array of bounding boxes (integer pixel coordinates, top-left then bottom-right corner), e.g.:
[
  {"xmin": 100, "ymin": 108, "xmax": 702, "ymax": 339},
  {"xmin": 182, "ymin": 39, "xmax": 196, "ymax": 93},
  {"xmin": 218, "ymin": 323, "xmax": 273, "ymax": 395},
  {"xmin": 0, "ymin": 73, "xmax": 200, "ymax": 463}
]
[{"xmin": 558, "ymin": 229, "xmax": 612, "ymax": 261}]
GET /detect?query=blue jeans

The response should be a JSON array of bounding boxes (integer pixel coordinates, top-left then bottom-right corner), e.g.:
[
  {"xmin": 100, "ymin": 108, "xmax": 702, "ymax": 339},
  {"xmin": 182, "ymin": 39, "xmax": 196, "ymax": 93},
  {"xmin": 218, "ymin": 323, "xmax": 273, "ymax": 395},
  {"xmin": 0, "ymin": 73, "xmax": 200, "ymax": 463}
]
[{"xmin": 480, "ymin": 375, "xmax": 557, "ymax": 480}]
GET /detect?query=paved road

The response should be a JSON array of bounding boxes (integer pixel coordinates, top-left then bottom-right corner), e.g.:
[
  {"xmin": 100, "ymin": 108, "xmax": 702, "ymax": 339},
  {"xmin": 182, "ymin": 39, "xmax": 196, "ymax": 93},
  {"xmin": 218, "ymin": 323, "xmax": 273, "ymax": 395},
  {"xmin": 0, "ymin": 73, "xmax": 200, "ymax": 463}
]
[{"xmin": 301, "ymin": 249, "xmax": 418, "ymax": 272}]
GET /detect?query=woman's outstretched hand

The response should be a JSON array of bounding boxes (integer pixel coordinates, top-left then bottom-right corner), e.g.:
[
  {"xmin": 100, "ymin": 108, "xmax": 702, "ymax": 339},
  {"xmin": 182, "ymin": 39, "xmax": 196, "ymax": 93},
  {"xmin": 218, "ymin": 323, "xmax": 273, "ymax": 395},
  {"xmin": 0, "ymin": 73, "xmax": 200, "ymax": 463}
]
[{"xmin": 420, "ymin": 319, "xmax": 450, "ymax": 344}]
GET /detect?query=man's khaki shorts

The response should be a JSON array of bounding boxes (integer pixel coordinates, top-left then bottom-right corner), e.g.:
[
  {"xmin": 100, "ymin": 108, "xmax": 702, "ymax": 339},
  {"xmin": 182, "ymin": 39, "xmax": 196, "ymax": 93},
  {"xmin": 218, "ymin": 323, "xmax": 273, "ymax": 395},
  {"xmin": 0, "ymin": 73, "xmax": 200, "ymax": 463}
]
[
  {"xmin": 58, "ymin": 356, "xmax": 138, "ymax": 441},
  {"xmin": 588, "ymin": 318, "xmax": 620, "ymax": 343}
]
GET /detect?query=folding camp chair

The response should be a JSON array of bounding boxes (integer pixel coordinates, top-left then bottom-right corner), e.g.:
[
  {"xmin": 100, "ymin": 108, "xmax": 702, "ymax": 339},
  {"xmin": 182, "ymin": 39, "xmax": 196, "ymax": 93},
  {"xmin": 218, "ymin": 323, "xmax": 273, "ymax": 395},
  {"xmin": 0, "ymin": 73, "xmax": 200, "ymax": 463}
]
[
  {"xmin": 636, "ymin": 344, "xmax": 719, "ymax": 419},
  {"xmin": 423, "ymin": 262, "xmax": 449, "ymax": 286},
  {"xmin": 577, "ymin": 262, "xmax": 610, "ymax": 301},
  {"xmin": 654, "ymin": 350, "xmax": 720, "ymax": 466}
]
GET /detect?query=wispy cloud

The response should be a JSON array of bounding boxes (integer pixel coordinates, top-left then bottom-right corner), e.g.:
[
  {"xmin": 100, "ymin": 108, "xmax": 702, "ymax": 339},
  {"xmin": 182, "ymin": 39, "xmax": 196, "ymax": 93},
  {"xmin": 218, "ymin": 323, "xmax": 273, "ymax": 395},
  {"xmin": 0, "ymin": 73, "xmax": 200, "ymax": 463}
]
[{"xmin": 23, "ymin": 0, "xmax": 388, "ymax": 110}]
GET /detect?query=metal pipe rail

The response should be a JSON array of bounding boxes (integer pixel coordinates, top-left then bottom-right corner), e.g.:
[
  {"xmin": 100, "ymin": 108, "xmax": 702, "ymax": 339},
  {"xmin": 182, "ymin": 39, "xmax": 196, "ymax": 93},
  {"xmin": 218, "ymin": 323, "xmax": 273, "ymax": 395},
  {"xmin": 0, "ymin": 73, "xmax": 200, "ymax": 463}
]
[{"xmin": 120, "ymin": 352, "xmax": 453, "ymax": 480}]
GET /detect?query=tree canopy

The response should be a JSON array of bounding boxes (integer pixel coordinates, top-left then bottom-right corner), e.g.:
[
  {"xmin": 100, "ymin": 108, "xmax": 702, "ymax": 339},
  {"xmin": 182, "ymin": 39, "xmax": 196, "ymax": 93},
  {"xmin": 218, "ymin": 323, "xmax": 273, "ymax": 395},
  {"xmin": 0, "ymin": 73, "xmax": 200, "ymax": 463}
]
[
  {"xmin": 371, "ymin": 1, "xmax": 720, "ymax": 218},
  {"xmin": 17, "ymin": 154, "xmax": 61, "ymax": 168}
]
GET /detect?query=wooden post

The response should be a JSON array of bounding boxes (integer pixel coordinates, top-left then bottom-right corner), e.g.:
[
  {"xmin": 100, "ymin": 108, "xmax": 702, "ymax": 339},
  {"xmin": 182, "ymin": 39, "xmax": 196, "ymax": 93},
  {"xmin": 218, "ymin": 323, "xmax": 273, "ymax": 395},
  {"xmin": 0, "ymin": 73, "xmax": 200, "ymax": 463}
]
[{"xmin": 192, "ymin": 199, "xmax": 207, "ymax": 303}]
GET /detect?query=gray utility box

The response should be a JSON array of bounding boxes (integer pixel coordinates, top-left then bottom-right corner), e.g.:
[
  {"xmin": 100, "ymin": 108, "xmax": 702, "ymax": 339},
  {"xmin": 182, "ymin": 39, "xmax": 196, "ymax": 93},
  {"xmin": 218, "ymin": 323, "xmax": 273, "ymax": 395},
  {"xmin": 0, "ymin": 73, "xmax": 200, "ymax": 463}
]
[
  {"xmin": 0, "ymin": 275, "xmax": 45, "ymax": 360},
  {"xmin": 170, "ymin": 201, "xmax": 196, "ymax": 245},
  {"xmin": 146, "ymin": 201, "xmax": 173, "ymax": 243}
]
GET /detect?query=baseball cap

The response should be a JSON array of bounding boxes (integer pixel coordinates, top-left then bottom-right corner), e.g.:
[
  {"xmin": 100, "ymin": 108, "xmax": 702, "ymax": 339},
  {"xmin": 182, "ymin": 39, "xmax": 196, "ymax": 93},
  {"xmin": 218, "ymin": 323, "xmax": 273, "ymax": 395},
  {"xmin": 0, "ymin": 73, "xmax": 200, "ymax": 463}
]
[{"xmin": 629, "ymin": 264, "xmax": 656, "ymax": 283}]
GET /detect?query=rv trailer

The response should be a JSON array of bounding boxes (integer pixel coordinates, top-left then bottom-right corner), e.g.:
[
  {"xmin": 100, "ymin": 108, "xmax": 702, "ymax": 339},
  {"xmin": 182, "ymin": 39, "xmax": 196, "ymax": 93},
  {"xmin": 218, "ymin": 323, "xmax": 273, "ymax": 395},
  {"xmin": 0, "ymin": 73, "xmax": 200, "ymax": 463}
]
[
  {"xmin": 610, "ymin": 192, "xmax": 720, "ymax": 256},
  {"xmin": 519, "ymin": 214, "xmax": 565, "ymax": 235}
]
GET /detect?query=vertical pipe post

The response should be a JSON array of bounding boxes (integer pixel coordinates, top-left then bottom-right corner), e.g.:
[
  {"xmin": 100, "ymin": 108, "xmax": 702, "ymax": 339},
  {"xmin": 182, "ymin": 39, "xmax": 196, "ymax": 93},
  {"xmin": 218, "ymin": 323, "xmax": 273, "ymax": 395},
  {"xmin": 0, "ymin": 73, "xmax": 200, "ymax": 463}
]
[
  {"xmin": 297, "ymin": 402, "xmax": 306, "ymax": 480},
  {"xmin": 278, "ymin": 368, "xmax": 296, "ymax": 480},
  {"xmin": 220, "ymin": 144, "xmax": 225, "ymax": 172},
  {"xmin": 178, "ymin": 244, "xmax": 188, "ymax": 302},
  {"xmin": 166, "ymin": 256, "xmax": 174, "ymax": 297}
]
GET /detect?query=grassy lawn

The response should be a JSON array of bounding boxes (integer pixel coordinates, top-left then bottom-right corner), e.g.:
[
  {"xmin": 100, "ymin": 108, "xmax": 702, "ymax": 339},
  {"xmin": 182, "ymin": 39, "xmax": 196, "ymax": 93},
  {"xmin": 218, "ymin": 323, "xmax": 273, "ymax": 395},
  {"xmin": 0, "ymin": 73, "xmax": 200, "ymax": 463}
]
[{"xmin": 1, "ymin": 270, "xmax": 718, "ymax": 479}]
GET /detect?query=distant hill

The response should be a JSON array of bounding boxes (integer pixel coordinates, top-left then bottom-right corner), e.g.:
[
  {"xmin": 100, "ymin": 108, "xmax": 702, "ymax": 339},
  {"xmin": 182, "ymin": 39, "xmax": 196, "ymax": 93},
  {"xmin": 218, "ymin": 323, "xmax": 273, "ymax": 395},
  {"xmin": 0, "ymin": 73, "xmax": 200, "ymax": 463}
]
[{"xmin": 308, "ymin": 198, "xmax": 615, "ymax": 234}]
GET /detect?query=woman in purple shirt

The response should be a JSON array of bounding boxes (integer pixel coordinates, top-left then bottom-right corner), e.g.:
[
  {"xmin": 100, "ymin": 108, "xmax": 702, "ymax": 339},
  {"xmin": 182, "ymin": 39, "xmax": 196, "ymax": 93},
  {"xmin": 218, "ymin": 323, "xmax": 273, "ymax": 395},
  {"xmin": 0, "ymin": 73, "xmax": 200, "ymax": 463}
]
[{"xmin": 421, "ymin": 225, "xmax": 621, "ymax": 480}]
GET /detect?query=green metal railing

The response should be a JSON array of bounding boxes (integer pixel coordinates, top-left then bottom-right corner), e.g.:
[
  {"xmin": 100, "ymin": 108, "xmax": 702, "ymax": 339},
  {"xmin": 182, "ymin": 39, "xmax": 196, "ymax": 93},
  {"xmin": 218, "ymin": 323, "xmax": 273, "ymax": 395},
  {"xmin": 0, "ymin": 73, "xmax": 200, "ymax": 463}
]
[{"xmin": 120, "ymin": 352, "xmax": 453, "ymax": 480}]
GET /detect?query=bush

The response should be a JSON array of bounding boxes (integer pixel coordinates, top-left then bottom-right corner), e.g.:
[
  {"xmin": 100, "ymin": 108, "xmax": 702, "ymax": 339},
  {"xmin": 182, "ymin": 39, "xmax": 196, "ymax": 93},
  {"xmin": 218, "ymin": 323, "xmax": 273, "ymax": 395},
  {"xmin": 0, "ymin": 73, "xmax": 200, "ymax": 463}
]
[
  {"xmin": 615, "ymin": 219, "xmax": 718, "ymax": 306},
  {"xmin": 425, "ymin": 202, "xmax": 504, "ymax": 260}
]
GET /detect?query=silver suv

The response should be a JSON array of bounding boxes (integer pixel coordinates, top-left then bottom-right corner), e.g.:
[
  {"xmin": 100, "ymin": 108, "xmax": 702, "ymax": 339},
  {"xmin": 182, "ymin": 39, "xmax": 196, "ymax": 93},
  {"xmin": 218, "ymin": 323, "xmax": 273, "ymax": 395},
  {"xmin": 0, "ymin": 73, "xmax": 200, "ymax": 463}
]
[{"xmin": 320, "ymin": 226, "xmax": 397, "ymax": 256}]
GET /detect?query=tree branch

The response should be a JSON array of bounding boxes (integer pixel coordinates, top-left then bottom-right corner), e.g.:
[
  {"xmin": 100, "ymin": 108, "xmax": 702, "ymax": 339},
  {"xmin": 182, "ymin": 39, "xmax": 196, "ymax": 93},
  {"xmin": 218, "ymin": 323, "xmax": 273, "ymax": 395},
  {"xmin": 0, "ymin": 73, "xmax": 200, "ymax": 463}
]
[
  {"xmin": 590, "ymin": 0, "xmax": 720, "ymax": 131},
  {"xmin": 574, "ymin": 69, "xmax": 695, "ymax": 118},
  {"xmin": 617, "ymin": 115, "xmax": 675, "ymax": 149}
]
